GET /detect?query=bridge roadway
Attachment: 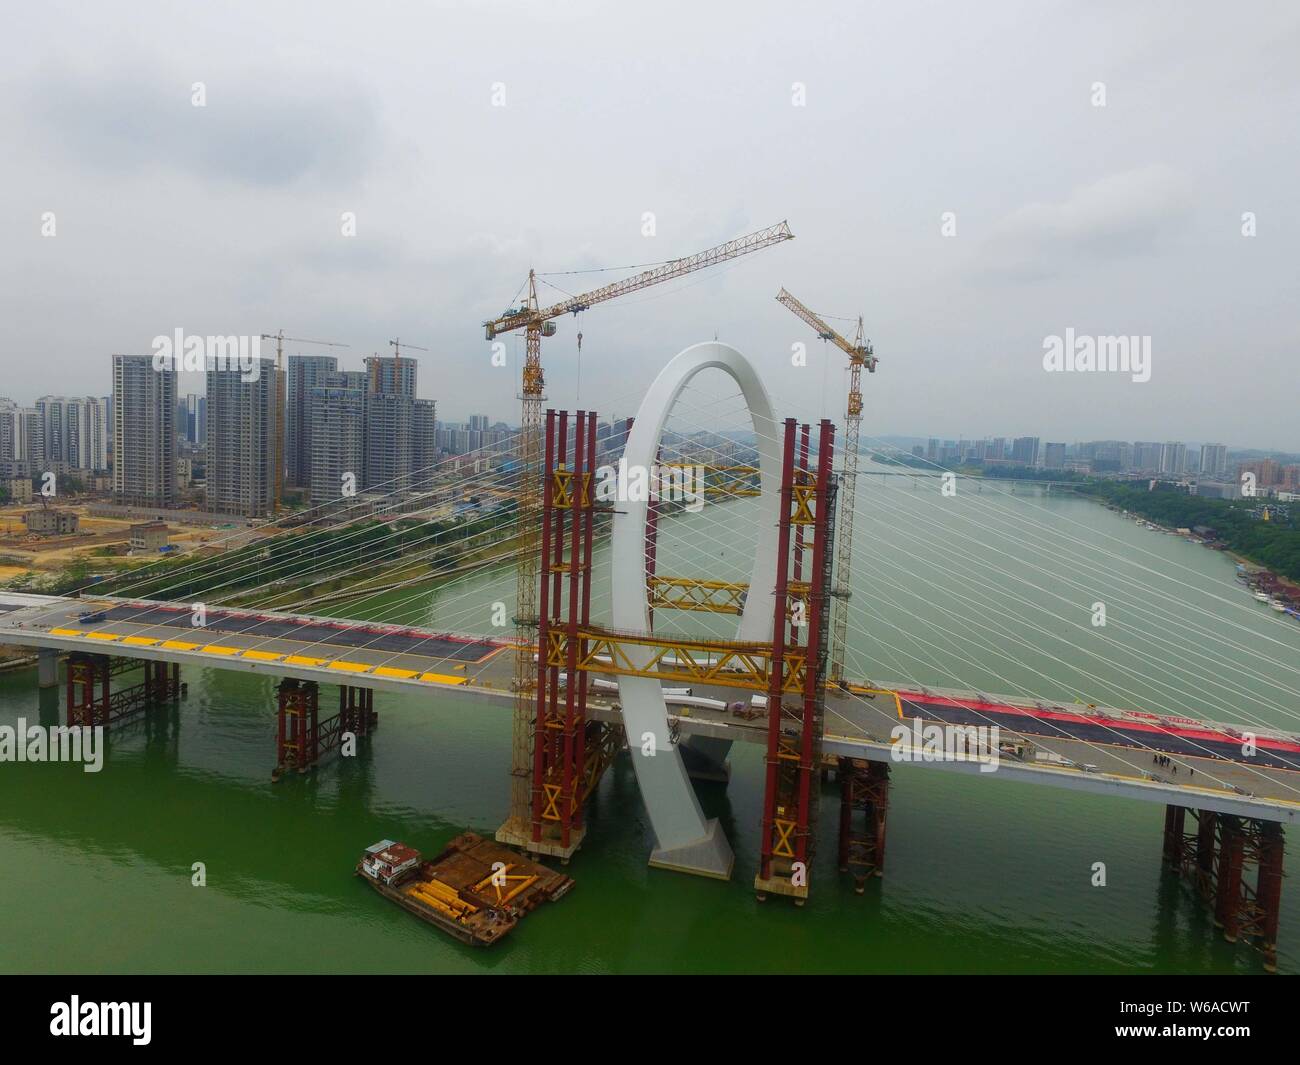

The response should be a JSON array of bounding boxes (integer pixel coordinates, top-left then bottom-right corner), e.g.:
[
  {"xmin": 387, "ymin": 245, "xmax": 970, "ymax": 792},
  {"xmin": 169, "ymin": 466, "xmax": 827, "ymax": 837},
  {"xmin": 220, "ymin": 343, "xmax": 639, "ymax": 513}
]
[{"xmin": 3, "ymin": 592, "xmax": 1298, "ymax": 826}]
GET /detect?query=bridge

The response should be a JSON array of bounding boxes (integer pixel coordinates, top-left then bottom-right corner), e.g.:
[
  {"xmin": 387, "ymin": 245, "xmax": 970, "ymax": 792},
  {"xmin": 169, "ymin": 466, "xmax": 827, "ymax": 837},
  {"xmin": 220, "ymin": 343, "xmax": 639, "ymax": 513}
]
[
  {"xmin": 2, "ymin": 342, "xmax": 1294, "ymax": 970},
  {"xmin": 5, "ymin": 591, "xmax": 1299, "ymax": 817}
]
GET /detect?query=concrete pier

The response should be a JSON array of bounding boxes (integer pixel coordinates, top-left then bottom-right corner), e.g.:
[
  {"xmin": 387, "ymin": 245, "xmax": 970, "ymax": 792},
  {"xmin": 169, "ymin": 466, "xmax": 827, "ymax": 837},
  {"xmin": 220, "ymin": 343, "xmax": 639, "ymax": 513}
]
[{"xmin": 38, "ymin": 646, "xmax": 59, "ymax": 689}]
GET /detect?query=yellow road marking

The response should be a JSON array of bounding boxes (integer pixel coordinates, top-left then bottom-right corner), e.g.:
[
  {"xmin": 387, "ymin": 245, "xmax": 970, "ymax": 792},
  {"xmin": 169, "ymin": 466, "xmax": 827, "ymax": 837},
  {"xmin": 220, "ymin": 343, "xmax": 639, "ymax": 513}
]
[
  {"xmin": 328, "ymin": 660, "xmax": 372, "ymax": 673},
  {"xmin": 284, "ymin": 655, "xmax": 326, "ymax": 667},
  {"xmin": 50, "ymin": 628, "xmax": 84, "ymax": 637},
  {"xmin": 121, "ymin": 636, "xmax": 160, "ymax": 647},
  {"xmin": 419, "ymin": 672, "xmax": 468, "ymax": 686},
  {"xmin": 242, "ymin": 650, "xmax": 283, "ymax": 662},
  {"xmin": 162, "ymin": 639, "xmax": 200, "ymax": 650},
  {"xmin": 86, "ymin": 631, "xmax": 121, "ymax": 641},
  {"xmin": 201, "ymin": 645, "xmax": 240, "ymax": 656},
  {"xmin": 374, "ymin": 666, "xmax": 419, "ymax": 680}
]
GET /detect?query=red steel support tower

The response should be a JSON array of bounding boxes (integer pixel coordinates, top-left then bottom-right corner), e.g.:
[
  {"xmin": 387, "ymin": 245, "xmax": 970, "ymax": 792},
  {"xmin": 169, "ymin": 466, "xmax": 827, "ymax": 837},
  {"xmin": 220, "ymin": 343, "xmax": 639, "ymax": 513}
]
[
  {"xmin": 530, "ymin": 409, "xmax": 613, "ymax": 860},
  {"xmin": 275, "ymin": 678, "xmax": 319, "ymax": 778},
  {"xmin": 1168, "ymin": 804, "xmax": 1286, "ymax": 971},
  {"xmin": 66, "ymin": 653, "xmax": 179, "ymax": 730},
  {"xmin": 755, "ymin": 418, "xmax": 836, "ymax": 904}
]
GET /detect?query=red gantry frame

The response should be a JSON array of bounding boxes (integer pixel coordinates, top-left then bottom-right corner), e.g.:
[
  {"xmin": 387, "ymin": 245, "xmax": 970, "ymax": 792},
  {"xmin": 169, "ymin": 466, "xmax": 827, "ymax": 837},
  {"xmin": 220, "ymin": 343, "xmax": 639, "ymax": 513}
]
[
  {"xmin": 755, "ymin": 418, "xmax": 837, "ymax": 904},
  {"xmin": 529, "ymin": 409, "xmax": 620, "ymax": 860}
]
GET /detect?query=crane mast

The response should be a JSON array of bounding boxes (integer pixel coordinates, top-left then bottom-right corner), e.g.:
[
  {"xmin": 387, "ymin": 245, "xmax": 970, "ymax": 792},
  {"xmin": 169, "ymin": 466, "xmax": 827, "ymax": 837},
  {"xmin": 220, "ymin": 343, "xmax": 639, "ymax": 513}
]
[
  {"xmin": 486, "ymin": 222, "xmax": 794, "ymax": 839},
  {"xmin": 775, "ymin": 288, "xmax": 877, "ymax": 684}
]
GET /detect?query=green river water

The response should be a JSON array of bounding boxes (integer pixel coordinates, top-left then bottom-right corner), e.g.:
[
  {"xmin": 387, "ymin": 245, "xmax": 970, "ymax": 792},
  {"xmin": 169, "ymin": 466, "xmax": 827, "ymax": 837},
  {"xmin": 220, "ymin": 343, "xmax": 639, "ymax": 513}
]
[{"xmin": 3, "ymin": 471, "xmax": 1298, "ymax": 973}]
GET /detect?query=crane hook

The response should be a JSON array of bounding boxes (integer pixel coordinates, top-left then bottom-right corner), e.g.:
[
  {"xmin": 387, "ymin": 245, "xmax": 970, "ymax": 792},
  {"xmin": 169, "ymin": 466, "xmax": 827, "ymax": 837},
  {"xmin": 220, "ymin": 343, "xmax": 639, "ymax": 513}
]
[{"xmin": 577, "ymin": 331, "xmax": 583, "ymax": 353}]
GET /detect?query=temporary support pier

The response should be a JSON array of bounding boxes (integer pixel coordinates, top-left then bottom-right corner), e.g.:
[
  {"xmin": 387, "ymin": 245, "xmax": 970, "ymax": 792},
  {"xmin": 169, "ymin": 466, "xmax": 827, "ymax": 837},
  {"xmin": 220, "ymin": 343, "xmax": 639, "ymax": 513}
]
[
  {"xmin": 65, "ymin": 652, "xmax": 180, "ymax": 730},
  {"xmin": 755, "ymin": 419, "xmax": 837, "ymax": 904},
  {"xmin": 273, "ymin": 679, "xmax": 378, "ymax": 779},
  {"xmin": 1162, "ymin": 804, "xmax": 1285, "ymax": 971},
  {"xmin": 497, "ymin": 409, "xmax": 621, "ymax": 861},
  {"xmin": 837, "ymin": 759, "xmax": 890, "ymax": 892}
]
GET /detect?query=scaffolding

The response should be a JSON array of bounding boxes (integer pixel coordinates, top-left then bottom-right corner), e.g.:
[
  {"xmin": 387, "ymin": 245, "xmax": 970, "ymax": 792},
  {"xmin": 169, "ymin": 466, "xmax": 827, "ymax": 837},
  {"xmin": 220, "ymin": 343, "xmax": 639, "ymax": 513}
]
[{"xmin": 755, "ymin": 418, "xmax": 837, "ymax": 904}]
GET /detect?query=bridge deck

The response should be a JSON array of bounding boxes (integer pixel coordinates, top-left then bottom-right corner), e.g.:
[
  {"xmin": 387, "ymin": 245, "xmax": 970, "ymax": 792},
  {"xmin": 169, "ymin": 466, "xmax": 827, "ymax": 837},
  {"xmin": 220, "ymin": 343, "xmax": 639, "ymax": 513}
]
[{"xmin": 3, "ymin": 593, "xmax": 1298, "ymax": 824}]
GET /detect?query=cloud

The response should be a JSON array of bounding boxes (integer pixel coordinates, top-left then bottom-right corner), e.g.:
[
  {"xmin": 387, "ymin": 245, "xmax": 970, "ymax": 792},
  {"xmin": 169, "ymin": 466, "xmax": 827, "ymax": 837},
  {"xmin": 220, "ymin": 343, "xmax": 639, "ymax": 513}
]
[
  {"xmin": 978, "ymin": 165, "xmax": 1193, "ymax": 281},
  {"xmin": 26, "ymin": 60, "xmax": 380, "ymax": 188}
]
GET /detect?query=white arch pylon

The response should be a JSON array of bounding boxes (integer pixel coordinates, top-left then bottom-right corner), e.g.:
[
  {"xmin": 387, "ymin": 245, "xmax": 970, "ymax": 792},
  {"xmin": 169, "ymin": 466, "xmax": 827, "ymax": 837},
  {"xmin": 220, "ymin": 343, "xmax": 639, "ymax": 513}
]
[{"xmin": 610, "ymin": 342, "xmax": 783, "ymax": 879}]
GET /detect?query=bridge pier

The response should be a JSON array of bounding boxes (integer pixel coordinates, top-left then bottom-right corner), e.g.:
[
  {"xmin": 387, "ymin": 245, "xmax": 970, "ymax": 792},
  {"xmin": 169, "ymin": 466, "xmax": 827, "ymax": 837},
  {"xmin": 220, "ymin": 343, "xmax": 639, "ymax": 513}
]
[
  {"xmin": 274, "ymin": 678, "xmax": 319, "ymax": 778},
  {"xmin": 65, "ymin": 653, "xmax": 180, "ymax": 730},
  {"xmin": 1165, "ymin": 804, "xmax": 1285, "ymax": 971},
  {"xmin": 837, "ymin": 759, "xmax": 890, "ymax": 892},
  {"xmin": 38, "ymin": 646, "xmax": 60, "ymax": 689},
  {"xmin": 338, "ymin": 685, "xmax": 377, "ymax": 738},
  {"xmin": 677, "ymin": 735, "xmax": 732, "ymax": 783},
  {"xmin": 274, "ymin": 681, "xmax": 378, "ymax": 780}
]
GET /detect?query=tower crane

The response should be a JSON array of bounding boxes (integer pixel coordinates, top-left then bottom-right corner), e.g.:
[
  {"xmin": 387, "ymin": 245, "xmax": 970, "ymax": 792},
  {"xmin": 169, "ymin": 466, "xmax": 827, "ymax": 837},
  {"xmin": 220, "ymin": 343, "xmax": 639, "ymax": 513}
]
[
  {"xmin": 380, "ymin": 338, "xmax": 428, "ymax": 391},
  {"xmin": 775, "ymin": 288, "xmax": 878, "ymax": 684},
  {"xmin": 483, "ymin": 220, "xmax": 795, "ymax": 837},
  {"xmin": 260, "ymin": 331, "xmax": 350, "ymax": 512}
]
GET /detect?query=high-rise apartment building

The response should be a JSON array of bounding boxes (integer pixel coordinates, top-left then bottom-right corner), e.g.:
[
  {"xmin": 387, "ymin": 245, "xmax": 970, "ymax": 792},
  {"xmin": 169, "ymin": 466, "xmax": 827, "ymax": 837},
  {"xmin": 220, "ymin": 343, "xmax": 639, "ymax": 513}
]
[
  {"xmin": 412, "ymin": 399, "xmax": 438, "ymax": 490},
  {"xmin": 113, "ymin": 354, "xmax": 177, "ymax": 507},
  {"xmin": 361, "ymin": 355, "xmax": 418, "ymax": 493},
  {"xmin": 1161, "ymin": 441, "xmax": 1188, "ymax": 476},
  {"xmin": 1010, "ymin": 436, "xmax": 1040, "ymax": 466},
  {"xmin": 286, "ymin": 355, "xmax": 339, "ymax": 488},
  {"xmin": 35, "ymin": 395, "xmax": 110, "ymax": 471},
  {"xmin": 364, "ymin": 391, "xmax": 413, "ymax": 494},
  {"xmin": 177, "ymin": 394, "xmax": 206, "ymax": 448},
  {"xmin": 1043, "ymin": 442, "xmax": 1067, "ymax": 469},
  {"xmin": 1199, "ymin": 443, "xmax": 1229, "ymax": 478},
  {"xmin": 34, "ymin": 396, "xmax": 67, "ymax": 466},
  {"xmin": 364, "ymin": 355, "xmax": 417, "ymax": 398},
  {"xmin": 205, "ymin": 359, "xmax": 278, "ymax": 517},
  {"xmin": 307, "ymin": 383, "xmax": 366, "ymax": 508},
  {"xmin": 1133, "ymin": 442, "xmax": 1163, "ymax": 472}
]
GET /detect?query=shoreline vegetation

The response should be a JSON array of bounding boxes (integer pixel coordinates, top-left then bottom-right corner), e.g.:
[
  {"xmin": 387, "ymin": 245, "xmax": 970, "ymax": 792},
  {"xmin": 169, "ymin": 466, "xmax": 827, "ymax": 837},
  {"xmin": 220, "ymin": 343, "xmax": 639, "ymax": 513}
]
[{"xmin": 1076, "ymin": 480, "xmax": 1300, "ymax": 587}]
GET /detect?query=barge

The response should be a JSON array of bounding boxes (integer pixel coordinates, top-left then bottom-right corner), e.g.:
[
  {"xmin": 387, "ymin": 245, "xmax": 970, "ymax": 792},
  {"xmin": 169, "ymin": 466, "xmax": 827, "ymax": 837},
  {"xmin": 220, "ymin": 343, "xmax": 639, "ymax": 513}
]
[{"xmin": 357, "ymin": 832, "xmax": 574, "ymax": 946}]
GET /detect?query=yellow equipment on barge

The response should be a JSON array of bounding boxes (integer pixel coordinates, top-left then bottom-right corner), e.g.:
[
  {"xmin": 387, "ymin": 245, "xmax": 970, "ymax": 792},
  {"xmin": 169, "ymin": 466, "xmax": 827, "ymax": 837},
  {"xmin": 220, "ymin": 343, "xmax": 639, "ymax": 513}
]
[{"xmin": 357, "ymin": 833, "xmax": 574, "ymax": 946}]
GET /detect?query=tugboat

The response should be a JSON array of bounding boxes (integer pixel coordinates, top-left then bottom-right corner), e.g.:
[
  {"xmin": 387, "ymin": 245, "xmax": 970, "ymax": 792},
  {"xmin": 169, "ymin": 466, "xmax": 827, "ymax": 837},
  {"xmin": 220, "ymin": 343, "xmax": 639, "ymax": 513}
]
[{"xmin": 357, "ymin": 833, "xmax": 574, "ymax": 946}]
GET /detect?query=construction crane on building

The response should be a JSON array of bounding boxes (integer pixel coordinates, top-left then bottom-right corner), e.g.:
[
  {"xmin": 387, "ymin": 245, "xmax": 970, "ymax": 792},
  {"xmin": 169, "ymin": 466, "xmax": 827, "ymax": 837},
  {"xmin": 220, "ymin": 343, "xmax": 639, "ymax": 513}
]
[
  {"xmin": 388, "ymin": 338, "xmax": 428, "ymax": 358},
  {"xmin": 381, "ymin": 338, "xmax": 429, "ymax": 393},
  {"xmin": 483, "ymin": 220, "xmax": 795, "ymax": 840},
  {"xmin": 260, "ymin": 331, "xmax": 350, "ymax": 513},
  {"xmin": 775, "ymin": 288, "xmax": 878, "ymax": 684}
]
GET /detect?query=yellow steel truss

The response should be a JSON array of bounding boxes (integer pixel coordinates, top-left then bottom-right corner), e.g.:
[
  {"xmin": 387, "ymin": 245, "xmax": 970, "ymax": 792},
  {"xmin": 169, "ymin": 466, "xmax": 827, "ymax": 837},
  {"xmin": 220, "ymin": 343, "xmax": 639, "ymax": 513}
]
[
  {"xmin": 545, "ymin": 627, "xmax": 806, "ymax": 693},
  {"xmin": 646, "ymin": 576, "xmax": 811, "ymax": 618},
  {"xmin": 550, "ymin": 467, "xmax": 593, "ymax": 509},
  {"xmin": 648, "ymin": 577, "xmax": 748, "ymax": 614},
  {"xmin": 659, "ymin": 463, "xmax": 760, "ymax": 497}
]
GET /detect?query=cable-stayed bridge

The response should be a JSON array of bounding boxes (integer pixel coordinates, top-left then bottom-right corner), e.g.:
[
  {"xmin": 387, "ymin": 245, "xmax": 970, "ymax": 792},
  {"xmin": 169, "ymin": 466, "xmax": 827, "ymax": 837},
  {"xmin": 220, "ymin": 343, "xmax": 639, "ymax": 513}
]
[{"xmin": 3, "ymin": 343, "xmax": 1297, "ymax": 969}]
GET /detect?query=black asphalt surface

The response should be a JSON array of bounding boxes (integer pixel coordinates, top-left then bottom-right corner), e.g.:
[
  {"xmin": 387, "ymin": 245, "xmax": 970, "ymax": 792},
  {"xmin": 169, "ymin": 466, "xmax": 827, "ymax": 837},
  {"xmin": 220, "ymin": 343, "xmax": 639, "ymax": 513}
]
[{"xmin": 96, "ymin": 604, "xmax": 498, "ymax": 662}]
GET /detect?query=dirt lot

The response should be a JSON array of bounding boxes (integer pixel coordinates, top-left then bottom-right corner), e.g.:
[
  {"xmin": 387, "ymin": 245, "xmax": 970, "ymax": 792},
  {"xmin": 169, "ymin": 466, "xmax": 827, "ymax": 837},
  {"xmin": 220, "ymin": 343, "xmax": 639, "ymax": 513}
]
[{"xmin": 0, "ymin": 502, "xmax": 218, "ymax": 571}]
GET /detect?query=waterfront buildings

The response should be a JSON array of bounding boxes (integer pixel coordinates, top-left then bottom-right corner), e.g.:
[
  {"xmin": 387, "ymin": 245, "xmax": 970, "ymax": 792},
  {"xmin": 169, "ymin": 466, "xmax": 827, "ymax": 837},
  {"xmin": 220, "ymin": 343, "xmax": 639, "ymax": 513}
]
[
  {"xmin": 112, "ymin": 354, "xmax": 177, "ymax": 508},
  {"xmin": 205, "ymin": 357, "xmax": 278, "ymax": 517},
  {"xmin": 286, "ymin": 355, "xmax": 339, "ymax": 489}
]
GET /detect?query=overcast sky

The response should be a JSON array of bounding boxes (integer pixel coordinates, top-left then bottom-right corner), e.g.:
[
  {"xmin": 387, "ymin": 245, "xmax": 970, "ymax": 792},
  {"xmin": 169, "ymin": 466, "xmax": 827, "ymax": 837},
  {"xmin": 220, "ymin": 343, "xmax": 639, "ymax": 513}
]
[{"xmin": 3, "ymin": 1, "xmax": 1297, "ymax": 450}]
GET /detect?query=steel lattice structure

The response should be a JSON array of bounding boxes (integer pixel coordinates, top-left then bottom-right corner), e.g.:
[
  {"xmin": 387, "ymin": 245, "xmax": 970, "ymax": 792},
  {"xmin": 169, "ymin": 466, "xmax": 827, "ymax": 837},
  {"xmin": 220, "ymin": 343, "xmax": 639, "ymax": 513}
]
[{"xmin": 775, "ymin": 289, "xmax": 877, "ymax": 683}]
